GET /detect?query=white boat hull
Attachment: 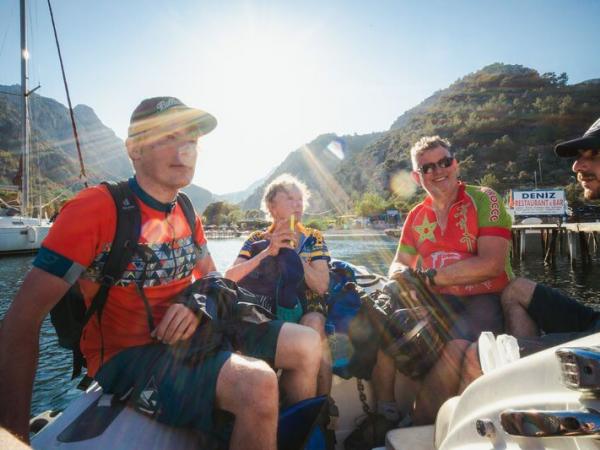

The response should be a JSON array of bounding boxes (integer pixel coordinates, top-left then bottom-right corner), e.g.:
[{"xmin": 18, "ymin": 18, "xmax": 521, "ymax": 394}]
[
  {"xmin": 30, "ymin": 384, "xmax": 202, "ymax": 449},
  {"xmin": 0, "ymin": 216, "xmax": 51, "ymax": 254},
  {"xmin": 30, "ymin": 374, "xmax": 407, "ymax": 449},
  {"xmin": 387, "ymin": 332, "xmax": 600, "ymax": 450}
]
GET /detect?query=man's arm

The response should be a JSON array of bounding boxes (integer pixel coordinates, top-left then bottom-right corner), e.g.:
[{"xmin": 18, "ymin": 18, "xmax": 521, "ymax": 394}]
[
  {"xmin": 0, "ymin": 268, "xmax": 70, "ymax": 442},
  {"xmin": 432, "ymin": 236, "xmax": 510, "ymax": 287},
  {"xmin": 196, "ymin": 253, "xmax": 217, "ymax": 275},
  {"xmin": 388, "ymin": 248, "xmax": 418, "ymax": 279},
  {"xmin": 302, "ymin": 259, "xmax": 329, "ymax": 295}
]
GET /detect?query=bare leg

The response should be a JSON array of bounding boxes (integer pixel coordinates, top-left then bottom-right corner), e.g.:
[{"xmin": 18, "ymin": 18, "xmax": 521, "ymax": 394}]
[
  {"xmin": 501, "ymin": 278, "xmax": 539, "ymax": 337},
  {"xmin": 413, "ymin": 339, "xmax": 469, "ymax": 425},
  {"xmin": 275, "ymin": 323, "xmax": 321, "ymax": 404},
  {"xmin": 215, "ymin": 354, "xmax": 279, "ymax": 450},
  {"xmin": 372, "ymin": 350, "xmax": 396, "ymax": 403},
  {"xmin": 459, "ymin": 342, "xmax": 483, "ymax": 393},
  {"xmin": 300, "ymin": 312, "xmax": 332, "ymax": 396},
  {"xmin": 0, "ymin": 427, "xmax": 31, "ymax": 450}
]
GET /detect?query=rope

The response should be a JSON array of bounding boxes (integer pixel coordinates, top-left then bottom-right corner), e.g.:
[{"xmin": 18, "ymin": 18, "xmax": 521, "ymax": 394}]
[{"xmin": 47, "ymin": 0, "xmax": 88, "ymax": 188}]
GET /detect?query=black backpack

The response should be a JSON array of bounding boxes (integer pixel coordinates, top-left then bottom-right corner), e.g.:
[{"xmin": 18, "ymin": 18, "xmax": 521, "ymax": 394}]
[{"xmin": 49, "ymin": 181, "xmax": 197, "ymax": 385}]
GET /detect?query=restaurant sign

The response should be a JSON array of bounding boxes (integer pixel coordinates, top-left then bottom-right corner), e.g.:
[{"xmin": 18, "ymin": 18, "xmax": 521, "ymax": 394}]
[{"xmin": 511, "ymin": 189, "xmax": 566, "ymax": 216}]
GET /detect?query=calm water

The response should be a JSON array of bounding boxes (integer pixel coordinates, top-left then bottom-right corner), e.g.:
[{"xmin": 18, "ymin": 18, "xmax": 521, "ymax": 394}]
[{"xmin": 1, "ymin": 233, "xmax": 600, "ymax": 418}]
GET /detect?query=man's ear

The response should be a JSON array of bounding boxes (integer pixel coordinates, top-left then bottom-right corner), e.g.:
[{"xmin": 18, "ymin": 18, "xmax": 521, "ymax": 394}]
[
  {"xmin": 126, "ymin": 137, "xmax": 142, "ymax": 161},
  {"xmin": 411, "ymin": 170, "xmax": 422, "ymax": 186}
]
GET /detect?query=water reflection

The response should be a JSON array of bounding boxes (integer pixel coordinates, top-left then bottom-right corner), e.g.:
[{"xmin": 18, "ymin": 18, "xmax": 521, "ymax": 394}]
[{"xmin": 0, "ymin": 234, "xmax": 599, "ymax": 416}]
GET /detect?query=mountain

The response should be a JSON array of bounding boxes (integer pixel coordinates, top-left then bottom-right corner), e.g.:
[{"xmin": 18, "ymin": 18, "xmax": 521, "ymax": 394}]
[
  {"xmin": 4, "ymin": 63, "xmax": 600, "ymax": 216},
  {"xmin": 336, "ymin": 63, "xmax": 600, "ymax": 202},
  {"xmin": 240, "ymin": 132, "xmax": 383, "ymax": 213},
  {"xmin": 215, "ymin": 172, "xmax": 272, "ymax": 204},
  {"xmin": 0, "ymin": 85, "xmax": 219, "ymax": 212},
  {"xmin": 238, "ymin": 63, "xmax": 600, "ymax": 213},
  {"xmin": 0, "ymin": 85, "xmax": 132, "ymax": 203}
]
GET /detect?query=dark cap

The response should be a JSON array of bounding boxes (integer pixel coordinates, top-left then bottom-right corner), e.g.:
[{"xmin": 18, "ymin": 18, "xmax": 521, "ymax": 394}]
[
  {"xmin": 128, "ymin": 97, "xmax": 217, "ymax": 139},
  {"xmin": 555, "ymin": 117, "xmax": 600, "ymax": 157}
]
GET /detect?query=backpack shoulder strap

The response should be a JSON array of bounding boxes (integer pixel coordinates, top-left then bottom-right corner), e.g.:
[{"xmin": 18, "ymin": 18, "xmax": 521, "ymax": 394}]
[
  {"xmin": 176, "ymin": 190, "xmax": 196, "ymax": 238},
  {"xmin": 83, "ymin": 181, "xmax": 141, "ymax": 322}
]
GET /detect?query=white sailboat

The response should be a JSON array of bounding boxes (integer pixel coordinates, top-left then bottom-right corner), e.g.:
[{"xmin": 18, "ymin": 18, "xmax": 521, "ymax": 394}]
[
  {"xmin": 0, "ymin": 0, "xmax": 87, "ymax": 255},
  {"xmin": 0, "ymin": 0, "xmax": 52, "ymax": 254}
]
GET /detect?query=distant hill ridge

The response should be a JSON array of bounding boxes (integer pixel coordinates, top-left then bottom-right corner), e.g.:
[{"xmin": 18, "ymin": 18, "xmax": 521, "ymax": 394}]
[
  {"xmin": 0, "ymin": 85, "xmax": 215, "ymax": 211},
  {"xmin": 2, "ymin": 63, "xmax": 600, "ymax": 215},
  {"xmin": 240, "ymin": 63, "xmax": 600, "ymax": 212}
]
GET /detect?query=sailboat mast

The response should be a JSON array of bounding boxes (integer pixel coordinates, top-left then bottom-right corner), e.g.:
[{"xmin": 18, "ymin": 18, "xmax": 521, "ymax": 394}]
[{"xmin": 20, "ymin": 0, "xmax": 30, "ymax": 217}]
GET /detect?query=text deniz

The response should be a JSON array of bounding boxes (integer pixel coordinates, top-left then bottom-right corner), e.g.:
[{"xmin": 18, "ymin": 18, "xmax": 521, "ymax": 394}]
[{"xmin": 521, "ymin": 192, "xmax": 557, "ymax": 199}]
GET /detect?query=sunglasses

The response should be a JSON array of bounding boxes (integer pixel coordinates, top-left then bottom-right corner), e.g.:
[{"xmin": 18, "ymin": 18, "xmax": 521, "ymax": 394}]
[{"xmin": 417, "ymin": 156, "xmax": 455, "ymax": 174}]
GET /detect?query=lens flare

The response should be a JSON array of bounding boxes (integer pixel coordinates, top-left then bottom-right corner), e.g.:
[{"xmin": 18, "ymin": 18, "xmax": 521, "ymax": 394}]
[
  {"xmin": 326, "ymin": 139, "xmax": 345, "ymax": 160},
  {"xmin": 390, "ymin": 171, "xmax": 416, "ymax": 199}
]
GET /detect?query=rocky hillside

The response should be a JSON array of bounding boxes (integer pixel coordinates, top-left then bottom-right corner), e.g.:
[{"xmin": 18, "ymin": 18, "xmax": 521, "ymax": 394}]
[
  {"xmin": 239, "ymin": 64, "xmax": 600, "ymax": 212},
  {"xmin": 240, "ymin": 132, "xmax": 383, "ymax": 213},
  {"xmin": 0, "ymin": 85, "xmax": 215, "ymax": 212},
  {"xmin": 4, "ymin": 63, "xmax": 600, "ymax": 216},
  {"xmin": 337, "ymin": 64, "xmax": 600, "ymax": 202},
  {"xmin": 0, "ymin": 85, "xmax": 131, "ymax": 199}
]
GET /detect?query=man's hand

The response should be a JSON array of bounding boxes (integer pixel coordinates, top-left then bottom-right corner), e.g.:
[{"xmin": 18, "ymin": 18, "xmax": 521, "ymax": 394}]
[
  {"xmin": 152, "ymin": 303, "xmax": 199, "ymax": 344},
  {"xmin": 388, "ymin": 268, "xmax": 436, "ymax": 306}
]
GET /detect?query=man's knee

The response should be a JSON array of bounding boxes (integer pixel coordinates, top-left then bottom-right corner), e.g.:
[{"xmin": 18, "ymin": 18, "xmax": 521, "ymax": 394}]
[
  {"xmin": 216, "ymin": 355, "xmax": 278, "ymax": 415},
  {"xmin": 294, "ymin": 325, "xmax": 322, "ymax": 365},
  {"xmin": 276, "ymin": 323, "xmax": 321, "ymax": 369},
  {"xmin": 300, "ymin": 312, "xmax": 326, "ymax": 337},
  {"xmin": 501, "ymin": 278, "xmax": 536, "ymax": 310}
]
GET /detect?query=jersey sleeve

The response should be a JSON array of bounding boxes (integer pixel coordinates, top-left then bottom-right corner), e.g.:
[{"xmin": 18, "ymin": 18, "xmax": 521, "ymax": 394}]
[
  {"xmin": 237, "ymin": 230, "xmax": 266, "ymax": 259},
  {"xmin": 397, "ymin": 208, "xmax": 418, "ymax": 255},
  {"xmin": 474, "ymin": 187, "xmax": 512, "ymax": 240},
  {"xmin": 307, "ymin": 229, "xmax": 330, "ymax": 262},
  {"xmin": 33, "ymin": 186, "xmax": 115, "ymax": 284}
]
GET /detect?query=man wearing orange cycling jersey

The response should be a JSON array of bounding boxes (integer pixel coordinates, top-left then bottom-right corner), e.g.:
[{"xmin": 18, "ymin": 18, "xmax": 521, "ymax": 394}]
[{"xmin": 0, "ymin": 97, "xmax": 320, "ymax": 450}]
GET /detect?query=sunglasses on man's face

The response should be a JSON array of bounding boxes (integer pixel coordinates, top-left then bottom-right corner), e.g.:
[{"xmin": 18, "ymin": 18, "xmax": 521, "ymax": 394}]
[{"xmin": 417, "ymin": 156, "xmax": 455, "ymax": 174}]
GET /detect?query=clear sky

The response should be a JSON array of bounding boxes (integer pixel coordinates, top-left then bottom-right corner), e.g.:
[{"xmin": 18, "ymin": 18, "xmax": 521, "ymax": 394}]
[{"xmin": 1, "ymin": 0, "xmax": 599, "ymax": 194}]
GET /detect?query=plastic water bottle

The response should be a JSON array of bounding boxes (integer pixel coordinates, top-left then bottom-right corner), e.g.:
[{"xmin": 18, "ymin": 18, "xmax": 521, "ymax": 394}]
[
  {"xmin": 496, "ymin": 334, "xmax": 521, "ymax": 365},
  {"xmin": 478, "ymin": 331, "xmax": 499, "ymax": 374}
]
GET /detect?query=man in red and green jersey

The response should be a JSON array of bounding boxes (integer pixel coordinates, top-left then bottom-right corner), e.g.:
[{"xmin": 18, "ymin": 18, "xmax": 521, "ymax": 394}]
[
  {"xmin": 346, "ymin": 136, "xmax": 514, "ymax": 446},
  {"xmin": 398, "ymin": 180, "xmax": 513, "ymax": 297},
  {"xmin": 0, "ymin": 97, "xmax": 320, "ymax": 449},
  {"xmin": 392, "ymin": 136, "xmax": 513, "ymax": 422},
  {"xmin": 391, "ymin": 135, "xmax": 512, "ymax": 338}
]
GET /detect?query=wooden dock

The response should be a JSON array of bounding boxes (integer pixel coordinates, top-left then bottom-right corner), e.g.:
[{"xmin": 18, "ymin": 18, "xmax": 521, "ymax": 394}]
[
  {"xmin": 205, "ymin": 229, "xmax": 242, "ymax": 239},
  {"xmin": 512, "ymin": 222, "xmax": 600, "ymax": 267}
]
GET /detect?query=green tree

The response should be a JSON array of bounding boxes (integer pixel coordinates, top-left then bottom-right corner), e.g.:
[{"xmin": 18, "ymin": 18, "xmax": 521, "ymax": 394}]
[
  {"xmin": 244, "ymin": 209, "xmax": 264, "ymax": 220},
  {"xmin": 227, "ymin": 209, "xmax": 243, "ymax": 226},
  {"xmin": 355, "ymin": 192, "xmax": 387, "ymax": 217},
  {"xmin": 304, "ymin": 218, "xmax": 327, "ymax": 231},
  {"xmin": 203, "ymin": 201, "xmax": 240, "ymax": 225},
  {"xmin": 564, "ymin": 181, "xmax": 584, "ymax": 207},
  {"xmin": 478, "ymin": 173, "xmax": 502, "ymax": 193}
]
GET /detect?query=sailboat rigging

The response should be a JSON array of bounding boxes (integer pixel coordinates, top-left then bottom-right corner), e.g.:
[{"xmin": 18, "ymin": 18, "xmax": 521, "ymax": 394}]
[{"xmin": 0, "ymin": 0, "xmax": 84, "ymax": 254}]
